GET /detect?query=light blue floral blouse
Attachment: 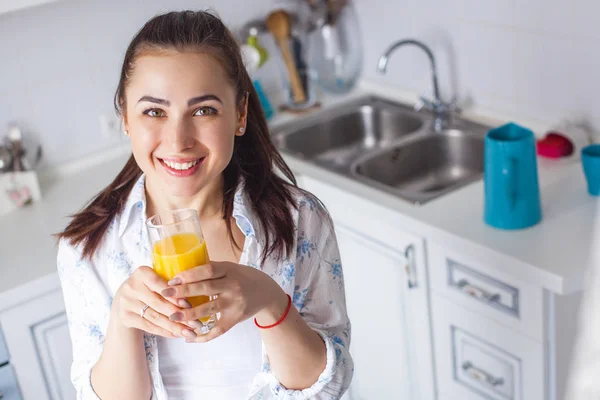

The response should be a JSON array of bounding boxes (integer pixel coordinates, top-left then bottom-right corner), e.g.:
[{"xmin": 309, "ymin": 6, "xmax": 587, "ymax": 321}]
[{"xmin": 57, "ymin": 175, "xmax": 353, "ymax": 399}]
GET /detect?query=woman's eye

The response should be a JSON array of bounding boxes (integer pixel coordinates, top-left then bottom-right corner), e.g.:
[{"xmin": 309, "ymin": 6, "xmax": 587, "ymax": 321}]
[
  {"xmin": 194, "ymin": 107, "xmax": 217, "ymax": 116},
  {"xmin": 143, "ymin": 109, "xmax": 166, "ymax": 118}
]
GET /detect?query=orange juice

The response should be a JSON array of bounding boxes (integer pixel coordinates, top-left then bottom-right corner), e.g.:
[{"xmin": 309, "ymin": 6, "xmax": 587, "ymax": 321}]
[{"xmin": 153, "ymin": 232, "xmax": 212, "ymax": 323}]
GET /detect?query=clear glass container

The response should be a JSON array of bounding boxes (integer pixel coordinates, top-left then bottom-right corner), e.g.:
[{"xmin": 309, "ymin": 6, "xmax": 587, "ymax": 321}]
[{"xmin": 308, "ymin": 1, "xmax": 363, "ymax": 94}]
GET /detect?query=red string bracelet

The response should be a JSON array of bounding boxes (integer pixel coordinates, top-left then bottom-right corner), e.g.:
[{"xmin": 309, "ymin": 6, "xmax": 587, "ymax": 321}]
[{"xmin": 254, "ymin": 294, "xmax": 292, "ymax": 329}]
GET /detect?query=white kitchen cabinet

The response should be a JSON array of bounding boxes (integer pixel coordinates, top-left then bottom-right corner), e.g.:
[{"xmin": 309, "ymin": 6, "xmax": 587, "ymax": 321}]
[
  {"xmin": 428, "ymin": 240, "xmax": 582, "ymax": 400},
  {"xmin": 0, "ymin": 0, "xmax": 59, "ymax": 15},
  {"xmin": 0, "ymin": 275, "xmax": 75, "ymax": 400},
  {"xmin": 300, "ymin": 174, "xmax": 435, "ymax": 400}
]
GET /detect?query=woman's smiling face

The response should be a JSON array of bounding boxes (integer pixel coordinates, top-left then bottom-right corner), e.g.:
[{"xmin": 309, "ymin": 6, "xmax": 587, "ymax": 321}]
[{"xmin": 123, "ymin": 49, "xmax": 246, "ymax": 198}]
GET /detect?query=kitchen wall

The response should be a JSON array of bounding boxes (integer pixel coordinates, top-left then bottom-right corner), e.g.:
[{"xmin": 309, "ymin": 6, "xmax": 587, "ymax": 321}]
[
  {"xmin": 2, "ymin": 0, "xmax": 599, "ymax": 168},
  {"xmin": 354, "ymin": 0, "xmax": 600, "ymax": 133},
  {"xmin": 0, "ymin": 0, "xmax": 277, "ymax": 167}
]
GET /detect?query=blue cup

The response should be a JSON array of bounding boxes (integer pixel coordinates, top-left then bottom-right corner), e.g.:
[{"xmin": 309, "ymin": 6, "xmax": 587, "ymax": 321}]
[
  {"xmin": 484, "ymin": 123, "xmax": 542, "ymax": 230},
  {"xmin": 582, "ymin": 144, "xmax": 600, "ymax": 196}
]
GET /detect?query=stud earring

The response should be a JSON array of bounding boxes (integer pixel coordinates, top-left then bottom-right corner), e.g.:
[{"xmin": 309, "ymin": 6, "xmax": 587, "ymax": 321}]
[
  {"xmin": 239, "ymin": 127, "xmax": 245, "ymax": 133},
  {"xmin": 123, "ymin": 130, "xmax": 129, "ymax": 136}
]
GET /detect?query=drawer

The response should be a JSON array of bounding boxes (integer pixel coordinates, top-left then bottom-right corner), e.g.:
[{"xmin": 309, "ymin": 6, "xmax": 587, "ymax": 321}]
[
  {"xmin": 432, "ymin": 295, "xmax": 545, "ymax": 400},
  {"xmin": 428, "ymin": 241, "xmax": 544, "ymax": 341},
  {"xmin": 0, "ymin": 328, "xmax": 7, "ymax": 365},
  {"xmin": 0, "ymin": 364, "xmax": 22, "ymax": 400}
]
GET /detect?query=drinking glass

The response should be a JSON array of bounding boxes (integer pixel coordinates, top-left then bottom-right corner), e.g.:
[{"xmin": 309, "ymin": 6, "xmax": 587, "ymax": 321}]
[{"xmin": 146, "ymin": 209, "xmax": 216, "ymax": 334}]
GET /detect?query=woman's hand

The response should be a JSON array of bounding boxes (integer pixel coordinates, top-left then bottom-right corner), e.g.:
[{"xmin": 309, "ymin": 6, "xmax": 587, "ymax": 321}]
[
  {"xmin": 161, "ymin": 262, "xmax": 289, "ymax": 342},
  {"xmin": 112, "ymin": 266, "xmax": 197, "ymax": 340}
]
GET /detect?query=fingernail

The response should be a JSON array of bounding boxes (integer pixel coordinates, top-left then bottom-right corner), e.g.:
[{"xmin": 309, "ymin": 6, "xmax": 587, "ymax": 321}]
[
  {"xmin": 182, "ymin": 329, "xmax": 196, "ymax": 340},
  {"xmin": 168, "ymin": 277, "xmax": 182, "ymax": 286},
  {"xmin": 178, "ymin": 299, "xmax": 192, "ymax": 309},
  {"xmin": 188, "ymin": 320, "xmax": 203, "ymax": 329},
  {"xmin": 170, "ymin": 312, "xmax": 183, "ymax": 321},
  {"xmin": 161, "ymin": 288, "xmax": 176, "ymax": 297}
]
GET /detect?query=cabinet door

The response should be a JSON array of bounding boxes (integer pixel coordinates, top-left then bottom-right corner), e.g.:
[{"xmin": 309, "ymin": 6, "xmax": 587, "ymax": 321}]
[
  {"xmin": 0, "ymin": 288, "xmax": 75, "ymax": 400},
  {"xmin": 301, "ymin": 174, "xmax": 435, "ymax": 400},
  {"xmin": 335, "ymin": 223, "xmax": 413, "ymax": 399}
]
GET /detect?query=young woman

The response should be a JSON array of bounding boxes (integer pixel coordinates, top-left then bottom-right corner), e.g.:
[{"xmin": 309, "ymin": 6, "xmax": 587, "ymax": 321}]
[{"xmin": 57, "ymin": 10, "xmax": 352, "ymax": 400}]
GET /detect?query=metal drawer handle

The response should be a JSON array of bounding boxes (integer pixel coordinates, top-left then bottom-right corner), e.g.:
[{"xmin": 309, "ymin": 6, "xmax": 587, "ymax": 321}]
[
  {"xmin": 457, "ymin": 279, "xmax": 500, "ymax": 303},
  {"xmin": 404, "ymin": 244, "xmax": 417, "ymax": 289},
  {"xmin": 462, "ymin": 361, "xmax": 504, "ymax": 388}
]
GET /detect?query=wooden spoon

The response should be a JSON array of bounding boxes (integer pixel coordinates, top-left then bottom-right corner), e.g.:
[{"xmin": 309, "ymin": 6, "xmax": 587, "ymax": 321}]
[{"xmin": 266, "ymin": 10, "xmax": 307, "ymax": 104}]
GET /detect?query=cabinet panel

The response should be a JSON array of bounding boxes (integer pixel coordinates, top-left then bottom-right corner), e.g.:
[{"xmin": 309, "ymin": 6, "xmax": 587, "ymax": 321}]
[
  {"xmin": 0, "ymin": 288, "xmax": 75, "ymax": 400},
  {"xmin": 429, "ymin": 241, "xmax": 544, "ymax": 341},
  {"xmin": 336, "ymin": 223, "xmax": 413, "ymax": 399},
  {"xmin": 32, "ymin": 313, "xmax": 74, "ymax": 400},
  {"xmin": 432, "ymin": 294, "xmax": 545, "ymax": 400}
]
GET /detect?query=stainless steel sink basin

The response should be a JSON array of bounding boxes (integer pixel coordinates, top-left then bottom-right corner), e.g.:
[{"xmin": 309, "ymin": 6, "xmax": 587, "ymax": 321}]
[
  {"xmin": 272, "ymin": 95, "xmax": 492, "ymax": 204},
  {"xmin": 352, "ymin": 130, "xmax": 485, "ymax": 204},
  {"xmin": 272, "ymin": 98, "xmax": 424, "ymax": 172}
]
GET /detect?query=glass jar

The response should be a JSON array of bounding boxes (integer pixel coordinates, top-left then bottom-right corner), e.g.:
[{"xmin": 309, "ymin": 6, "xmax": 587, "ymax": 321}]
[{"xmin": 308, "ymin": 0, "xmax": 363, "ymax": 94}]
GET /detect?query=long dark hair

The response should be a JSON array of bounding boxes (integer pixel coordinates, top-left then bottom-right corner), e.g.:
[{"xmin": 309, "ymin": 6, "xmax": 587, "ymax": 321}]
[{"xmin": 58, "ymin": 10, "xmax": 298, "ymax": 263}]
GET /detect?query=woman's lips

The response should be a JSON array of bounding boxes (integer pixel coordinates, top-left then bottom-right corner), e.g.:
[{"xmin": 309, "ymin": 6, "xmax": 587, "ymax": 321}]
[{"xmin": 158, "ymin": 157, "xmax": 204, "ymax": 177}]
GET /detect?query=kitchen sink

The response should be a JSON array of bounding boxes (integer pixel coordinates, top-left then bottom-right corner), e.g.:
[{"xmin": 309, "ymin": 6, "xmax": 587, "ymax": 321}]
[
  {"xmin": 352, "ymin": 130, "xmax": 485, "ymax": 204},
  {"xmin": 271, "ymin": 98, "xmax": 424, "ymax": 172},
  {"xmin": 272, "ymin": 96, "xmax": 492, "ymax": 204}
]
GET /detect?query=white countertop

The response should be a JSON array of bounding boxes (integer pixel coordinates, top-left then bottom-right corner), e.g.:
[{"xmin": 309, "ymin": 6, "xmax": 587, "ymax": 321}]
[
  {"xmin": 0, "ymin": 151, "xmax": 131, "ymax": 295},
  {"xmin": 0, "ymin": 81, "xmax": 597, "ymax": 295}
]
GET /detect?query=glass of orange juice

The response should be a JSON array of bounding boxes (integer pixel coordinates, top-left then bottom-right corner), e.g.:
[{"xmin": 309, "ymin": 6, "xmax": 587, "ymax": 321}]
[{"xmin": 146, "ymin": 209, "xmax": 216, "ymax": 334}]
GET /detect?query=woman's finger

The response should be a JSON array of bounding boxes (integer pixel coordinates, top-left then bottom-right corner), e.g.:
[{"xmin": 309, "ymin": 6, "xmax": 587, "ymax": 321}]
[
  {"xmin": 121, "ymin": 293, "xmax": 190, "ymax": 338},
  {"xmin": 134, "ymin": 300, "xmax": 196, "ymax": 339},
  {"xmin": 134, "ymin": 266, "xmax": 183, "ymax": 307},
  {"xmin": 170, "ymin": 263, "xmax": 227, "ymax": 286},
  {"xmin": 119, "ymin": 301, "xmax": 177, "ymax": 339},
  {"xmin": 127, "ymin": 310, "xmax": 192, "ymax": 339},
  {"xmin": 190, "ymin": 315, "xmax": 235, "ymax": 343},
  {"xmin": 170, "ymin": 297, "xmax": 223, "ymax": 323},
  {"xmin": 140, "ymin": 289, "xmax": 185, "ymax": 320},
  {"xmin": 136, "ymin": 266, "xmax": 169, "ymax": 292},
  {"xmin": 161, "ymin": 277, "xmax": 229, "ymax": 299}
]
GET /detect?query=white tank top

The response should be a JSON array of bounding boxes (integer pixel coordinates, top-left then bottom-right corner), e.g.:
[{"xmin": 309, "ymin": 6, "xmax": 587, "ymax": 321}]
[{"xmin": 157, "ymin": 317, "xmax": 264, "ymax": 399}]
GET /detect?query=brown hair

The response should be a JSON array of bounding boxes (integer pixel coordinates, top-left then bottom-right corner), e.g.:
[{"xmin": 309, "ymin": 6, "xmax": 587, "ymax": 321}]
[{"xmin": 58, "ymin": 10, "xmax": 298, "ymax": 263}]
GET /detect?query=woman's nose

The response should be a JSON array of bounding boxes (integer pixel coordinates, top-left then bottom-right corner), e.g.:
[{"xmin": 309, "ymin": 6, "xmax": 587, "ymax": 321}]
[{"xmin": 167, "ymin": 118, "xmax": 195, "ymax": 151}]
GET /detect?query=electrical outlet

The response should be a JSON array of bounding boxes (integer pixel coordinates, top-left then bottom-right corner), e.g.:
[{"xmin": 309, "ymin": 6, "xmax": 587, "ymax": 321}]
[{"xmin": 99, "ymin": 114, "xmax": 123, "ymax": 140}]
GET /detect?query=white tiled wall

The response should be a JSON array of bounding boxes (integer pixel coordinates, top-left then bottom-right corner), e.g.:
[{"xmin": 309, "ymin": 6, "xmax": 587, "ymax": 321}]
[
  {"xmin": 355, "ymin": 0, "xmax": 600, "ymax": 131},
  {"xmin": 0, "ymin": 0, "xmax": 276, "ymax": 166}
]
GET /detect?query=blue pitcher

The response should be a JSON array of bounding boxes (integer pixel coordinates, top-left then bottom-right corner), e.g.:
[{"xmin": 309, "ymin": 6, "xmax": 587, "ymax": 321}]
[{"xmin": 484, "ymin": 123, "xmax": 542, "ymax": 230}]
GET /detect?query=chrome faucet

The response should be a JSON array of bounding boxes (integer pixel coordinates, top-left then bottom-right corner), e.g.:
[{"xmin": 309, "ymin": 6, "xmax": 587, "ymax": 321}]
[{"xmin": 377, "ymin": 39, "xmax": 458, "ymax": 132}]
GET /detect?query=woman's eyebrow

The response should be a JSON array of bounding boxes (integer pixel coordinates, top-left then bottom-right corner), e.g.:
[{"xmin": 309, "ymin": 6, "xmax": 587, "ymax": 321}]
[
  {"xmin": 138, "ymin": 96, "xmax": 170, "ymax": 106},
  {"xmin": 137, "ymin": 94, "xmax": 223, "ymax": 107},
  {"xmin": 188, "ymin": 94, "xmax": 223, "ymax": 106}
]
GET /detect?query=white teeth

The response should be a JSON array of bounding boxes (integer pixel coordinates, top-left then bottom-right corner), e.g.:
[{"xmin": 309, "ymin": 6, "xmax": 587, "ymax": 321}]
[{"xmin": 163, "ymin": 159, "xmax": 199, "ymax": 170}]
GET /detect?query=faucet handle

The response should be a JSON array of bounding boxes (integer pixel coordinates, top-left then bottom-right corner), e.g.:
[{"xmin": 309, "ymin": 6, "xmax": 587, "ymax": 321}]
[
  {"xmin": 414, "ymin": 96, "xmax": 436, "ymax": 113},
  {"xmin": 415, "ymin": 95, "xmax": 461, "ymax": 115}
]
